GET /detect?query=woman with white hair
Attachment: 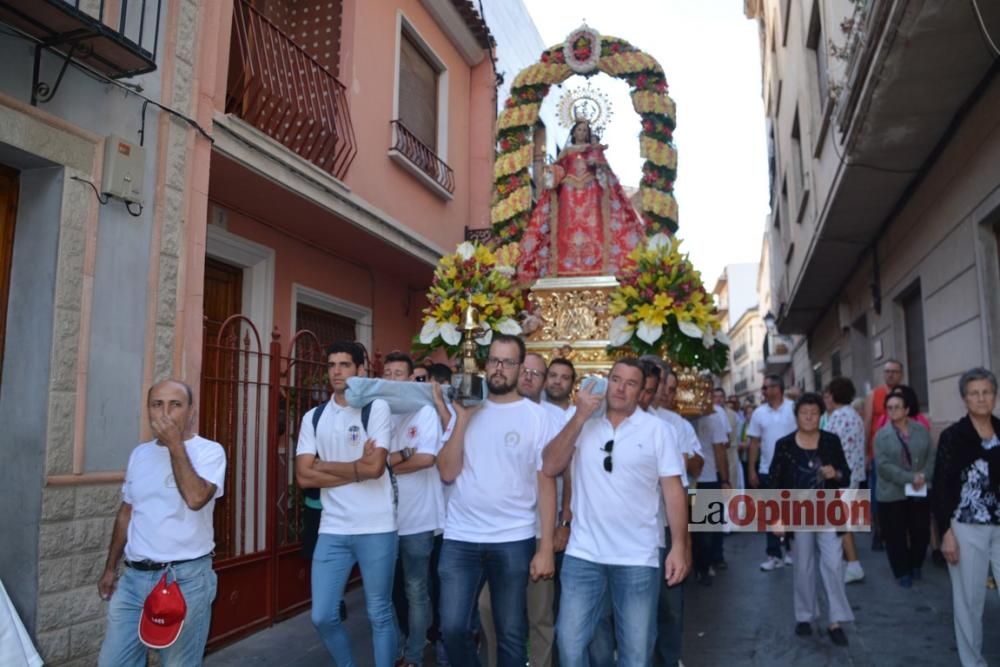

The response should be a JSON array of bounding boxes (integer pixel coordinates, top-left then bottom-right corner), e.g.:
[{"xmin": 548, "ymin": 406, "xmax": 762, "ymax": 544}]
[{"xmin": 932, "ymin": 367, "xmax": 1000, "ymax": 667}]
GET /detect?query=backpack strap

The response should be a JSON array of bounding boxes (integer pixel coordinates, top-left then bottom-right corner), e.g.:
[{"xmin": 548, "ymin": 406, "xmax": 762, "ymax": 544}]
[{"xmin": 311, "ymin": 400, "xmax": 328, "ymax": 435}]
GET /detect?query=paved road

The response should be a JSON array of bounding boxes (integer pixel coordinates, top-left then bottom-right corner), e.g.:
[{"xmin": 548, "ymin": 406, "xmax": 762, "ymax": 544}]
[{"xmin": 205, "ymin": 532, "xmax": 1000, "ymax": 666}]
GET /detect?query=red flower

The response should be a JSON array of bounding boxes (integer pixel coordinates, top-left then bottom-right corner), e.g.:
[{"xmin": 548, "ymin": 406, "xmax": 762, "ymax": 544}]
[
  {"xmin": 656, "ymin": 80, "xmax": 668, "ymax": 93},
  {"xmin": 637, "ymin": 74, "xmax": 648, "ymax": 89},
  {"xmin": 642, "ymin": 120, "xmax": 654, "ymax": 133},
  {"xmin": 500, "ymin": 139, "xmax": 510, "ymax": 151},
  {"xmin": 574, "ymin": 48, "xmax": 591, "ymax": 60},
  {"xmin": 610, "ymin": 43, "xmax": 621, "ymax": 54},
  {"xmin": 505, "ymin": 97, "xmax": 515, "ymax": 109},
  {"xmin": 541, "ymin": 52, "xmax": 550, "ymax": 63}
]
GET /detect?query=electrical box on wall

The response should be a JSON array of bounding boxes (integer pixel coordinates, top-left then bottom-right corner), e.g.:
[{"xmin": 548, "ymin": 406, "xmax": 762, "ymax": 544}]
[{"xmin": 101, "ymin": 135, "xmax": 145, "ymax": 204}]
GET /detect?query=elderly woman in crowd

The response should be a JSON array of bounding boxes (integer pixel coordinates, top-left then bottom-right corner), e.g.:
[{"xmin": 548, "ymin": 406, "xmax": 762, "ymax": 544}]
[
  {"xmin": 769, "ymin": 393, "xmax": 853, "ymax": 647},
  {"xmin": 874, "ymin": 392, "xmax": 935, "ymax": 587},
  {"xmin": 823, "ymin": 378, "xmax": 866, "ymax": 584},
  {"xmin": 932, "ymin": 368, "xmax": 1000, "ymax": 667}
]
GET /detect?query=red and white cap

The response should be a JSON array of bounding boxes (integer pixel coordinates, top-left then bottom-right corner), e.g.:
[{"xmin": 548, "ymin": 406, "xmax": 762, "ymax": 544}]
[{"xmin": 138, "ymin": 573, "xmax": 187, "ymax": 649}]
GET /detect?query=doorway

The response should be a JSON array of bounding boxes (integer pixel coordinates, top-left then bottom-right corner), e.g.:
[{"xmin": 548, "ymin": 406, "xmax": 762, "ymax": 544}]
[{"xmin": 0, "ymin": 166, "xmax": 18, "ymax": 391}]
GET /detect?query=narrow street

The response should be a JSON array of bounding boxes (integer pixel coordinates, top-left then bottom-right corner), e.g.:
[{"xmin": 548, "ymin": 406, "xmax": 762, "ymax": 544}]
[{"xmin": 205, "ymin": 532, "xmax": 1000, "ymax": 666}]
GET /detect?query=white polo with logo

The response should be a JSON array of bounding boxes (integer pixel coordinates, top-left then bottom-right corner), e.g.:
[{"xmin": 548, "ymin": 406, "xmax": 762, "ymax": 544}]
[
  {"xmin": 444, "ymin": 398, "xmax": 557, "ymax": 543},
  {"xmin": 390, "ymin": 404, "xmax": 444, "ymax": 536}
]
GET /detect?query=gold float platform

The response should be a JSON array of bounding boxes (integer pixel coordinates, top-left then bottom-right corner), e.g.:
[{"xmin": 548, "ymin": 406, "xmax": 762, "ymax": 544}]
[{"xmin": 523, "ymin": 275, "xmax": 713, "ymax": 416}]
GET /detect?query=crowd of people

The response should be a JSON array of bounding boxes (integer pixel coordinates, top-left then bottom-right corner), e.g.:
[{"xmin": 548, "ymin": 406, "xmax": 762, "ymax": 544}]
[{"xmin": 94, "ymin": 340, "xmax": 1000, "ymax": 667}]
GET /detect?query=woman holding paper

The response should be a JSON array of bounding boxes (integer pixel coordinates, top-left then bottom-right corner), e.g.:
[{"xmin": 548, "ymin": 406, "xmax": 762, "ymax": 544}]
[{"xmin": 873, "ymin": 393, "xmax": 935, "ymax": 587}]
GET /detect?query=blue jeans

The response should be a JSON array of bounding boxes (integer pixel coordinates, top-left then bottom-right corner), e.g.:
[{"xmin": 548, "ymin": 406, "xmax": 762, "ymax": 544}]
[
  {"xmin": 758, "ymin": 473, "xmax": 784, "ymax": 558},
  {"xmin": 98, "ymin": 555, "xmax": 216, "ymax": 667},
  {"xmin": 654, "ymin": 533, "xmax": 684, "ymax": 666},
  {"xmin": 311, "ymin": 531, "xmax": 398, "ymax": 667},
  {"xmin": 557, "ymin": 555, "xmax": 660, "ymax": 667},
  {"xmin": 398, "ymin": 531, "xmax": 435, "ymax": 662},
  {"xmin": 438, "ymin": 537, "xmax": 534, "ymax": 667}
]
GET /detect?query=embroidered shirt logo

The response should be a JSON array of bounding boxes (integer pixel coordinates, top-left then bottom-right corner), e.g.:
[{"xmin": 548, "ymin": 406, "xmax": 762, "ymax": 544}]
[{"xmin": 347, "ymin": 425, "xmax": 362, "ymax": 444}]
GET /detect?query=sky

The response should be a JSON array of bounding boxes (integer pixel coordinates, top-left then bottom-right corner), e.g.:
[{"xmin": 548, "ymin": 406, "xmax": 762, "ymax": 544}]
[{"xmin": 521, "ymin": 0, "xmax": 771, "ymax": 288}]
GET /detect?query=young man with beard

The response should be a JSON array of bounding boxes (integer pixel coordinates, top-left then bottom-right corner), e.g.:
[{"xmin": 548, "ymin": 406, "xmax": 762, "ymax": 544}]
[
  {"xmin": 437, "ymin": 336, "xmax": 558, "ymax": 667},
  {"xmin": 544, "ymin": 357, "xmax": 576, "ymax": 410},
  {"xmin": 543, "ymin": 358, "xmax": 690, "ymax": 666}
]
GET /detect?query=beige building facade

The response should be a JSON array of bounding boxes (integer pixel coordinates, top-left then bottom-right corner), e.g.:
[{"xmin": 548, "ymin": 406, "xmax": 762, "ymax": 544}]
[{"xmin": 745, "ymin": 0, "xmax": 1000, "ymax": 428}]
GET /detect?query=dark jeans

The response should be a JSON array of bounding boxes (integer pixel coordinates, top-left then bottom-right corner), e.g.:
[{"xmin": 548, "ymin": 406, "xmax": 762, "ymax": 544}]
[
  {"xmin": 692, "ymin": 481, "xmax": 723, "ymax": 574},
  {"xmin": 438, "ymin": 537, "xmax": 534, "ymax": 667},
  {"xmin": 654, "ymin": 530, "xmax": 684, "ymax": 667},
  {"xmin": 879, "ymin": 498, "xmax": 930, "ymax": 578},
  {"xmin": 758, "ymin": 473, "xmax": 785, "ymax": 558}
]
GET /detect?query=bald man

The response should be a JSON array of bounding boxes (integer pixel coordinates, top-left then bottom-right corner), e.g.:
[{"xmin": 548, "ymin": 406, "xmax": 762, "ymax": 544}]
[{"xmin": 98, "ymin": 380, "xmax": 226, "ymax": 666}]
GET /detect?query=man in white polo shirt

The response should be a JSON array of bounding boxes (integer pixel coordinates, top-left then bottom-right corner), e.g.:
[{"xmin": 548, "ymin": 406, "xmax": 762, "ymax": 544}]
[
  {"xmin": 543, "ymin": 358, "xmax": 690, "ymax": 666},
  {"xmin": 97, "ymin": 380, "xmax": 226, "ymax": 666},
  {"xmin": 295, "ymin": 341, "xmax": 396, "ymax": 666},
  {"xmin": 437, "ymin": 335, "xmax": 558, "ymax": 667},
  {"xmin": 382, "ymin": 351, "xmax": 444, "ymax": 667},
  {"xmin": 747, "ymin": 373, "xmax": 797, "ymax": 571}
]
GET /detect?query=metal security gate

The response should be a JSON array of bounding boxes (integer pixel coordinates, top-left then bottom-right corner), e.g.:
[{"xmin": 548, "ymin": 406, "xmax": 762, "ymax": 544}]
[{"xmin": 201, "ymin": 316, "xmax": 332, "ymax": 649}]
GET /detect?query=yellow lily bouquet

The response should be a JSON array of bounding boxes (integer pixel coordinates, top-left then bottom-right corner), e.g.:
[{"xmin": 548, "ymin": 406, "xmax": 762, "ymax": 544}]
[
  {"xmin": 414, "ymin": 241, "xmax": 525, "ymax": 359},
  {"xmin": 608, "ymin": 233, "xmax": 729, "ymax": 373}
]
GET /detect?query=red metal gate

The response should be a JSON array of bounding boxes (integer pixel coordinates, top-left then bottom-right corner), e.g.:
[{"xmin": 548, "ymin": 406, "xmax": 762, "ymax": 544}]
[{"xmin": 201, "ymin": 316, "xmax": 333, "ymax": 649}]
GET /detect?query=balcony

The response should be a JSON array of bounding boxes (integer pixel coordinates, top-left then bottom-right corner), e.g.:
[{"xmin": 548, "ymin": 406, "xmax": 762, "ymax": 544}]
[
  {"xmin": 226, "ymin": 0, "xmax": 356, "ymax": 181},
  {"xmin": 0, "ymin": 0, "xmax": 160, "ymax": 103},
  {"xmin": 733, "ymin": 344, "xmax": 748, "ymax": 362},
  {"xmin": 389, "ymin": 119, "xmax": 455, "ymax": 199}
]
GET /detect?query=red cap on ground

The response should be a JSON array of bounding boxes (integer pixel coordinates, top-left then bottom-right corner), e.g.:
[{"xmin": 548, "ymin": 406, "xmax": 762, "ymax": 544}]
[{"xmin": 138, "ymin": 573, "xmax": 187, "ymax": 649}]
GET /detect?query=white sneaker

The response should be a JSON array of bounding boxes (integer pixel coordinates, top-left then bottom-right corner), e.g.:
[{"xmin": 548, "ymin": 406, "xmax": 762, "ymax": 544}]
[
  {"xmin": 844, "ymin": 561, "xmax": 865, "ymax": 583},
  {"xmin": 760, "ymin": 556, "xmax": 784, "ymax": 571},
  {"xmin": 783, "ymin": 553, "xmax": 794, "ymax": 566},
  {"xmin": 708, "ymin": 566, "xmax": 717, "ymax": 577}
]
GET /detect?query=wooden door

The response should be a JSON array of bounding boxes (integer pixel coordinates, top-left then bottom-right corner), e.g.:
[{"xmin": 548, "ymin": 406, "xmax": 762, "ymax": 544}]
[
  {"xmin": 201, "ymin": 258, "xmax": 243, "ymax": 559},
  {"xmin": 0, "ymin": 166, "xmax": 19, "ymax": 391}
]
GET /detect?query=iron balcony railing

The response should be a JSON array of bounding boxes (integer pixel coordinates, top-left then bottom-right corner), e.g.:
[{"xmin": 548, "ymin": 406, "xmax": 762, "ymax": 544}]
[
  {"xmin": 390, "ymin": 119, "xmax": 455, "ymax": 194},
  {"xmin": 226, "ymin": 0, "xmax": 356, "ymax": 181}
]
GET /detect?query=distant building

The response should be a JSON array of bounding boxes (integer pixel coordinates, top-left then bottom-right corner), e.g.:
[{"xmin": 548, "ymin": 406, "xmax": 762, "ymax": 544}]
[
  {"xmin": 745, "ymin": 0, "xmax": 1000, "ymax": 426},
  {"xmin": 714, "ymin": 263, "xmax": 761, "ymax": 397}
]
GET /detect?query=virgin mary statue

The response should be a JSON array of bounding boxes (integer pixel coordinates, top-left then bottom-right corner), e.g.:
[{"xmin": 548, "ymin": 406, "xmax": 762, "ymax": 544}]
[{"xmin": 517, "ymin": 118, "xmax": 646, "ymax": 282}]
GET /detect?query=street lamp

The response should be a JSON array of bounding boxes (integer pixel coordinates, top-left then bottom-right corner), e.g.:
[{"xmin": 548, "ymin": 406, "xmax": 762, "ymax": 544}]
[{"xmin": 763, "ymin": 311, "xmax": 777, "ymax": 333}]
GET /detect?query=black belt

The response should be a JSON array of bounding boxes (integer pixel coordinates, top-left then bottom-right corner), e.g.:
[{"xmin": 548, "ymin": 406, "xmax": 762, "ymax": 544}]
[{"xmin": 124, "ymin": 554, "xmax": 210, "ymax": 571}]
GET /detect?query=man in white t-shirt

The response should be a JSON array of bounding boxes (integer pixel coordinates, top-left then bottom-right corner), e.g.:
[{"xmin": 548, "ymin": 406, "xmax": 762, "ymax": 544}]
[
  {"xmin": 382, "ymin": 352, "xmax": 444, "ymax": 667},
  {"xmin": 543, "ymin": 358, "xmax": 690, "ymax": 666},
  {"xmin": 437, "ymin": 336, "xmax": 558, "ymax": 667},
  {"xmin": 647, "ymin": 365, "xmax": 701, "ymax": 667},
  {"xmin": 747, "ymin": 374, "xmax": 797, "ymax": 571},
  {"xmin": 97, "ymin": 380, "xmax": 226, "ymax": 666},
  {"xmin": 295, "ymin": 341, "xmax": 396, "ymax": 666},
  {"xmin": 692, "ymin": 407, "xmax": 730, "ymax": 584}
]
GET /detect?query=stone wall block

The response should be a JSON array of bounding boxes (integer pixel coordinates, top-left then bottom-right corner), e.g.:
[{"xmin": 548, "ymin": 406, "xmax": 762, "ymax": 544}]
[
  {"xmin": 39, "ymin": 521, "xmax": 79, "ymax": 560},
  {"xmin": 72, "ymin": 551, "xmax": 108, "ymax": 589},
  {"xmin": 161, "ymin": 186, "xmax": 185, "ymax": 257},
  {"xmin": 73, "ymin": 517, "xmax": 113, "ymax": 553},
  {"xmin": 38, "ymin": 556, "xmax": 76, "ymax": 594},
  {"xmin": 75, "ymin": 484, "xmax": 122, "ymax": 518},
  {"xmin": 164, "ymin": 127, "xmax": 190, "ymax": 190},
  {"xmin": 36, "ymin": 586, "xmax": 104, "ymax": 633},
  {"xmin": 175, "ymin": 0, "xmax": 200, "ymax": 67},
  {"xmin": 49, "ymin": 307, "xmax": 82, "ymax": 392},
  {"xmin": 53, "ymin": 227, "xmax": 86, "ymax": 306},
  {"xmin": 154, "ymin": 324, "xmax": 175, "ymax": 380},
  {"xmin": 156, "ymin": 255, "xmax": 179, "ymax": 325},
  {"xmin": 41, "ymin": 486, "xmax": 76, "ymax": 521},
  {"xmin": 45, "ymin": 391, "xmax": 77, "ymax": 475},
  {"xmin": 36, "ymin": 628, "xmax": 70, "ymax": 664},
  {"xmin": 69, "ymin": 617, "xmax": 106, "ymax": 658}
]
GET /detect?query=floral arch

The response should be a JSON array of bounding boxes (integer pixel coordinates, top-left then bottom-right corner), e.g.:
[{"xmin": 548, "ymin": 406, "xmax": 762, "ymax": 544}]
[{"xmin": 491, "ymin": 26, "xmax": 679, "ymax": 244}]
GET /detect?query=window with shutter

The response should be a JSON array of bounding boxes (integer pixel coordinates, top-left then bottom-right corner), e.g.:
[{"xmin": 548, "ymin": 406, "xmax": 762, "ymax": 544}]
[{"xmin": 398, "ymin": 31, "xmax": 438, "ymax": 151}]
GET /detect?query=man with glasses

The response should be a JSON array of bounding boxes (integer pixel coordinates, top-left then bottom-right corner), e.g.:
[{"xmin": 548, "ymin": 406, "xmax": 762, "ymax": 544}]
[
  {"xmin": 747, "ymin": 374, "xmax": 796, "ymax": 571},
  {"xmin": 382, "ymin": 351, "xmax": 443, "ymax": 667},
  {"xmin": 543, "ymin": 358, "xmax": 689, "ymax": 666},
  {"xmin": 437, "ymin": 335, "xmax": 558, "ymax": 667}
]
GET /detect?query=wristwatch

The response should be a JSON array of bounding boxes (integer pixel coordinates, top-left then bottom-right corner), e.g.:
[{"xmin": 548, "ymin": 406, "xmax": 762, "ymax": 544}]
[
  {"xmin": 558, "ymin": 519, "xmax": 571, "ymax": 528},
  {"xmin": 400, "ymin": 447, "xmax": 414, "ymax": 462}
]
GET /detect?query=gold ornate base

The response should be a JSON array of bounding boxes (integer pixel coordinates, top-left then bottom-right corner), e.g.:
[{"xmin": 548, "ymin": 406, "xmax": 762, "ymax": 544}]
[{"xmin": 523, "ymin": 275, "xmax": 712, "ymax": 416}]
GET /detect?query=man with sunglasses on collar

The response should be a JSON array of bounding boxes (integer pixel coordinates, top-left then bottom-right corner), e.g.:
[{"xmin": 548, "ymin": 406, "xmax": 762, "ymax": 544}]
[
  {"xmin": 543, "ymin": 357, "xmax": 689, "ymax": 666},
  {"xmin": 436, "ymin": 335, "xmax": 559, "ymax": 667}
]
